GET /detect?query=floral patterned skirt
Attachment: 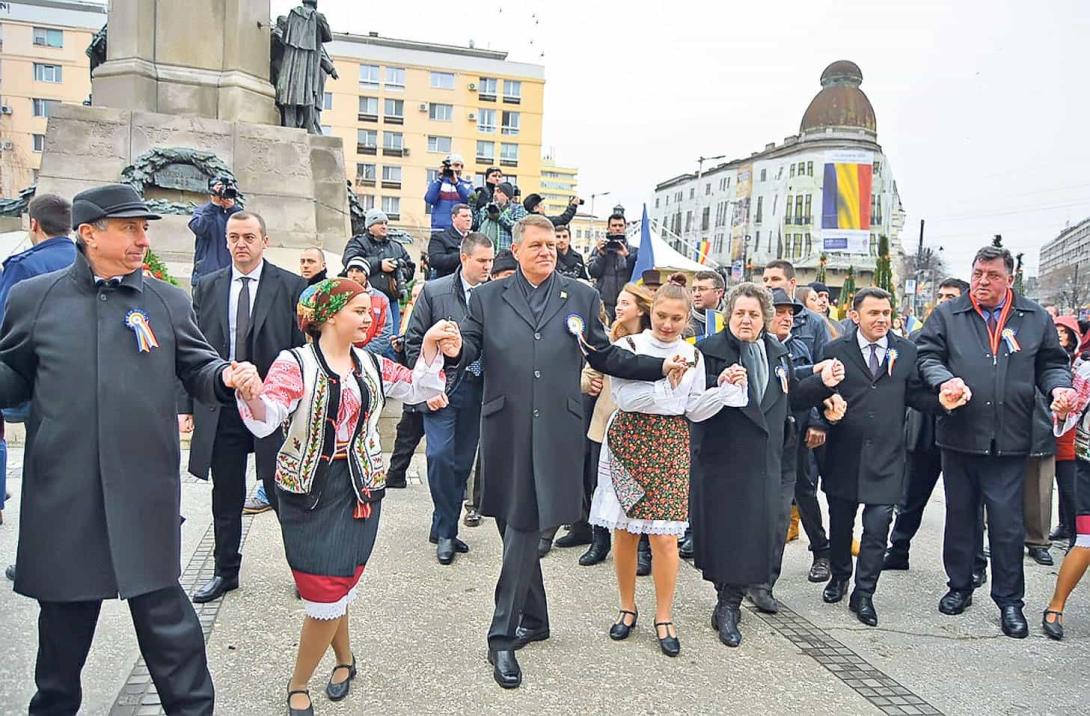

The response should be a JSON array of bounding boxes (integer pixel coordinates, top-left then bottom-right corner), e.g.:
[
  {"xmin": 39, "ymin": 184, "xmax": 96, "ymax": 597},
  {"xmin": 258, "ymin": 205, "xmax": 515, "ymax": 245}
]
[{"xmin": 589, "ymin": 410, "xmax": 690, "ymax": 535}]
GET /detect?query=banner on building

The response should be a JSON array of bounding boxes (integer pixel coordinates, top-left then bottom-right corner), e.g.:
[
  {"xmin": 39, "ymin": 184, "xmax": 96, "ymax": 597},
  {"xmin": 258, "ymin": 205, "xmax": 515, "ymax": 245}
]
[
  {"xmin": 730, "ymin": 164, "xmax": 752, "ymax": 262},
  {"xmin": 821, "ymin": 150, "xmax": 873, "ymax": 254}
]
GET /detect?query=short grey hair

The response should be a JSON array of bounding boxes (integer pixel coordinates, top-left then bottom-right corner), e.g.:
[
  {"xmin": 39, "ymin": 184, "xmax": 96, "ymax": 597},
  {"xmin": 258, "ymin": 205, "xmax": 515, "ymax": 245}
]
[
  {"xmin": 511, "ymin": 214, "xmax": 555, "ymax": 244},
  {"xmin": 725, "ymin": 282, "xmax": 774, "ymax": 329}
]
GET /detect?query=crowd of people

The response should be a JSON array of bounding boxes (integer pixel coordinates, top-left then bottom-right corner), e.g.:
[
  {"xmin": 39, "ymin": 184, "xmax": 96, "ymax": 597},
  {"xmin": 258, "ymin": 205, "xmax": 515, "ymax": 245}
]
[{"xmin": 0, "ymin": 172, "xmax": 1087, "ymax": 715}]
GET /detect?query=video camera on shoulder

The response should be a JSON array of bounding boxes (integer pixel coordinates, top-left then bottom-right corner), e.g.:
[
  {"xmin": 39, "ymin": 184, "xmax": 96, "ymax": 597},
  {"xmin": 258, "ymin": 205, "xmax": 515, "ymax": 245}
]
[
  {"xmin": 605, "ymin": 234, "xmax": 627, "ymax": 251},
  {"xmin": 440, "ymin": 159, "xmax": 455, "ymax": 180},
  {"xmin": 209, "ymin": 175, "xmax": 239, "ymax": 200}
]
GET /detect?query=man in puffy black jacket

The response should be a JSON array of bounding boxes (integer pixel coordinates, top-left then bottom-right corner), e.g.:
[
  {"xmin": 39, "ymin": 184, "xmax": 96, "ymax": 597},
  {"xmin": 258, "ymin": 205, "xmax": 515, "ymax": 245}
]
[
  {"xmin": 428, "ymin": 203, "xmax": 473, "ymax": 278},
  {"xmin": 553, "ymin": 224, "xmax": 588, "ymax": 281},
  {"xmin": 341, "ymin": 208, "xmax": 415, "ymax": 333}
]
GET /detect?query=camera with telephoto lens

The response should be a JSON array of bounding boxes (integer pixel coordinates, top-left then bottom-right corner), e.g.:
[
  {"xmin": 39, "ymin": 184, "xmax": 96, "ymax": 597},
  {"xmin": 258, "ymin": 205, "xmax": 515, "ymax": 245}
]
[
  {"xmin": 389, "ymin": 258, "xmax": 409, "ymax": 300},
  {"xmin": 209, "ymin": 175, "xmax": 239, "ymax": 200},
  {"xmin": 440, "ymin": 159, "xmax": 455, "ymax": 180}
]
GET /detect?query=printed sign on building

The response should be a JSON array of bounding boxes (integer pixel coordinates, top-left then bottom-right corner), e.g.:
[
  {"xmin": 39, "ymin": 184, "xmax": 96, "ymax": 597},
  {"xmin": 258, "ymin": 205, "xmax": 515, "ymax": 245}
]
[{"xmin": 820, "ymin": 150, "xmax": 873, "ymax": 254}]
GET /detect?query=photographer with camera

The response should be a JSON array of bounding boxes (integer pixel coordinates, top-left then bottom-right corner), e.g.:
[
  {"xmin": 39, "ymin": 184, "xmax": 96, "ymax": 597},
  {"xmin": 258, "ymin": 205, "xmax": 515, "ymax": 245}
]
[
  {"xmin": 523, "ymin": 193, "xmax": 582, "ymax": 228},
  {"xmin": 588, "ymin": 213, "xmax": 638, "ymax": 318},
  {"xmin": 473, "ymin": 167, "xmax": 504, "ymax": 216},
  {"xmin": 424, "ymin": 153, "xmax": 474, "ymax": 236},
  {"xmin": 188, "ymin": 175, "xmax": 241, "ymax": 285},
  {"xmin": 341, "ymin": 208, "xmax": 416, "ymax": 333},
  {"xmin": 475, "ymin": 182, "xmax": 527, "ymax": 251}
]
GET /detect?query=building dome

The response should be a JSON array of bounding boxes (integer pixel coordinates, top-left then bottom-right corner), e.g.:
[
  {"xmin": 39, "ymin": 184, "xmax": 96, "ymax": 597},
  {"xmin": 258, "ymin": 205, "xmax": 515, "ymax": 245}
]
[{"xmin": 800, "ymin": 60, "xmax": 877, "ymax": 134}]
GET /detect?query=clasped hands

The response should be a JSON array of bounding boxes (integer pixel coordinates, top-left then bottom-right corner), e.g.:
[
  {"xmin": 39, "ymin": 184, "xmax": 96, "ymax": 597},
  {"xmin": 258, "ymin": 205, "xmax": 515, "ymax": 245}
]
[
  {"xmin": 425, "ymin": 320, "xmax": 462, "ymax": 358},
  {"xmin": 938, "ymin": 377, "xmax": 972, "ymax": 411},
  {"xmin": 222, "ymin": 361, "xmax": 263, "ymax": 400},
  {"xmin": 662, "ymin": 354, "xmax": 693, "ymax": 388}
]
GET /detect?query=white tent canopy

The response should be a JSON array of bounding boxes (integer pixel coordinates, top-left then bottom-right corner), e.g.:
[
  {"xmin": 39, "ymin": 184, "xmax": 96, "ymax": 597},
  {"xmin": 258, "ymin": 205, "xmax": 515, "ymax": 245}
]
[{"xmin": 627, "ymin": 221, "xmax": 708, "ymax": 274}]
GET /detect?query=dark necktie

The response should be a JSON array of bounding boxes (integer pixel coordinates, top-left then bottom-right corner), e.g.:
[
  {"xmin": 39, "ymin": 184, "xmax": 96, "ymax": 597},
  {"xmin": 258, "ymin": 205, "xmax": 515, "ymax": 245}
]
[
  {"xmin": 235, "ymin": 277, "xmax": 252, "ymax": 361},
  {"xmin": 987, "ymin": 310, "xmax": 998, "ymax": 335},
  {"xmin": 868, "ymin": 343, "xmax": 881, "ymax": 377}
]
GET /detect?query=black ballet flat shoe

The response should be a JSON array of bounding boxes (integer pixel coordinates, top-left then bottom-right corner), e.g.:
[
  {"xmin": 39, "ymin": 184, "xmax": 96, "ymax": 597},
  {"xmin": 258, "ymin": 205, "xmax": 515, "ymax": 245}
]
[
  {"xmin": 609, "ymin": 609, "xmax": 638, "ymax": 641},
  {"xmin": 1042, "ymin": 609, "xmax": 1064, "ymax": 641},
  {"xmin": 655, "ymin": 621, "xmax": 681, "ymax": 657},
  {"xmin": 325, "ymin": 654, "xmax": 356, "ymax": 701},
  {"xmin": 287, "ymin": 688, "xmax": 313, "ymax": 716}
]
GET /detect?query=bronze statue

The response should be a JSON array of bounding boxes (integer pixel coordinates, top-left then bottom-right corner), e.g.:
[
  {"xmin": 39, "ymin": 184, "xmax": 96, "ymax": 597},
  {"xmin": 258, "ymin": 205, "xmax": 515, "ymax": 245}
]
[{"xmin": 271, "ymin": 1, "xmax": 337, "ymax": 134}]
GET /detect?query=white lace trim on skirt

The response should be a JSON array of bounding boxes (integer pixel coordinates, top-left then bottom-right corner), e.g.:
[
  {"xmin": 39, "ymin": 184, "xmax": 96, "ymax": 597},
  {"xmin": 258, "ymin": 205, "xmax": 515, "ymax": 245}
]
[{"xmin": 303, "ymin": 586, "xmax": 358, "ymax": 620}]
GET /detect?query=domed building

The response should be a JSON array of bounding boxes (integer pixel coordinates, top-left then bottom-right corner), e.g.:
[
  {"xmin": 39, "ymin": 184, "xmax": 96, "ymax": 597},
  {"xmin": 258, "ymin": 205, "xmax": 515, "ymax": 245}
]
[{"xmin": 652, "ymin": 60, "xmax": 905, "ymax": 301}]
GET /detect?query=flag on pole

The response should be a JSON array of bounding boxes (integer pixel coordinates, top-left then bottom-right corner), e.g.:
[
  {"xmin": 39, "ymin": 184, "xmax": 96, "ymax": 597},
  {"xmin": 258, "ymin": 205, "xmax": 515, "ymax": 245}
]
[
  {"xmin": 630, "ymin": 204, "xmax": 656, "ymax": 284},
  {"xmin": 686, "ymin": 309, "xmax": 725, "ymax": 344}
]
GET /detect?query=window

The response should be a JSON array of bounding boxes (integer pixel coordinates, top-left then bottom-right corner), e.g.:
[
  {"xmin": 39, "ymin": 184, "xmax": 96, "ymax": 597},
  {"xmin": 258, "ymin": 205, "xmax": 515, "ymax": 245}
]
[
  {"xmin": 322, "ymin": 92, "xmax": 333, "ymax": 110},
  {"xmin": 794, "ymin": 234, "xmax": 803, "ymax": 259},
  {"xmin": 872, "ymin": 195, "xmax": 883, "ymax": 224},
  {"xmin": 869, "ymin": 234, "xmax": 878, "ymax": 256},
  {"xmin": 719, "ymin": 177, "xmax": 727, "ymax": 191},
  {"xmin": 476, "ymin": 140, "xmax": 495, "ymax": 162},
  {"xmin": 794, "ymin": 195, "xmax": 804, "ymax": 224},
  {"xmin": 655, "ymin": 197, "xmax": 660, "ymax": 209},
  {"xmin": 33, "ymin": 27, "xmax": 63, "ymax": 48},
  {"xmin": 32, "ymin": 98, "xmax": 59, "ymax": 117},
  {"xmin": 385, "ymin": 67, "xmax": 405, "ymax": 89},
  {"xmin": 777, "ymin": 166, "xmax": 783, "ymax": 180},
  {"xmin": 772, "ymin": 195, "xmax": 779, "ymax": 216},
  {"xmin": 427, "ymin": 135, "xmax": 452, "ymax": 153},
  {"xmin": 755, "ymin": 196, "xmax": 763, "ymax": 224},
  {"xmin": 359, "ymin": 96, "xmax": 379, "ymax": 118},
  {"xmin": 501, "ymin": 111, "xmax": 520, "ymax": 135},
  {"xmin": 381, "ymin": 196, "xmax": 400, "ymax": 219},
  {"xmin": 383, "ymin": 98, "xmax": 403, "ymax": 123},
  {"xmin": 873, "ymin": 160, "xmax": 882, "ymax": 174},
  {"xmin": 479, "ymin": 77, "xmax": 498, "ymax": 100},
  {"xmin": 358, "ymin": 194, "xmax": 375, "ymax": 211},
  {"xmin": 382, "ymin": 131, "xmax": 403, "ymax": 153},
  {"xmin": 357, "ymin": 128, "xmax": 377, "ymax": 154},
  {"xmin": 803, "ymin": 194, "xmax": 812, "ymax": 224},
  {"xmin": 785, "ymin": 195, "xmax": 794, "ymax": 223},
  {"xmin": 430, "ymin": 71, "xmax": 455, "ymax": 90},
  {"xmin": 355, "ymin": 163, "xmax": 376, "ymax": 184},
  {"xmin": 503, "ymin": 80, "xmax": 522, "ymax": 102},
  {"xmin": 701, "ymin": 207, "xmax": 711, "ymax": 231},
  {"xmin": 689, "ymin": 188, "xmax": 695, "ymax": 200},
  {"xmin": 754, "ymin": 231, "xmax": 761, "ymax": 253},
  {"xmin": 381, "ymin": 165, "xmax": 402, "ymax": 188},
  {"xmin": 359, "ymin": 64, "xmax": 379, "ymax": 87},
  {"xmin": 806, "ymin": 161, "xmax": 813, "ymax": 177},
  {"xmin": 685, "ymin": 211, "xmax": 693, "ymax": 233},
  {"xmin": 798, "ymin": 162, "xmax": 805, "ymax": 176},
  {"xmin": 500, "ymin": 142, "xmax": 518, "ymax": 165},
  {"xmin": 705, "ymin": 182, "xmax": 711, "ymax": 195},
  {"xmin": 789, "ymin": 164, "xmax": 796, "ymax": 178},
  {"xmin": 320, "ymin": 125, "xmax": 332, "ymax": 135},
  {"xmin": 33, "ymin": 63, "xmax": 62, "ymax": 83},
  {"xmin": 665, "ymin": 195, "xmax": 670, "ymax": 206},
  {"xmin": 32, "ymin": 134, "xmax": 45, "ymax": 152},
  {"xmin": 760, "ymin": 168, "xmax": 767, "ymax": 182},
  {"xmin": 428, "ymin": 103, "xmax": 452, "ymax": 121},
  {"xmin": 428, "ymin": 169, "xmax": 441, "ymax": 184},
  {"xmin": 478, "ymin": 108, "xmax": 496, "ymax": 133},
  {"xmin": 805, "ymin": 233, "xmax": 812, "ymax": 256}
]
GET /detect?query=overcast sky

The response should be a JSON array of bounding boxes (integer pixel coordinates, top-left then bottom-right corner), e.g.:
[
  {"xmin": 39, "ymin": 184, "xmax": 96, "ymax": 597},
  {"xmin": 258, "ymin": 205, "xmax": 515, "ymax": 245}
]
[{"xmin": 274, "ymin": 0, "xmax": 1090, "ymax": 278}]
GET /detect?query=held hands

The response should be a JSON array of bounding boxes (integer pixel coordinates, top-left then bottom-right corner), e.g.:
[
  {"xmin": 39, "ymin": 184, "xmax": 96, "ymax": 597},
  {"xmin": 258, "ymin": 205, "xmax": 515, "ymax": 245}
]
[
  {"xmin": 223, "ymin": 361, "xmax": 263, "ymax": 400},
  {"xmin": 424, "ymin": 320, "xmax": 462, "ymax": 358},
  {"xmin": 178, "ymin": 414, "xmax": 194, "ymax": 434},
  {"xmin": 939, "ymin": 377, "xmax": 972, "ymax": 411},
  {"xmin": 820, "ymin": 358, "xmax": 845, "ymax": 388},
  {"xmin": 662, "ymin": 354, "xmax": 690, "ymax": 389},
  {"xmin": 587, "ymin": 375, "xmax": 604, "ymax": 396},
  {"xmin": 1051, "ymin": 387, "xmax": 1078, "ymax": 418},
  {"xmin": 717, "ymin": 363, "xmax": 748, "ymax": 388},
  {"xmin": 426, "ymin": 393, "xmax": 450, "ymax": 411},
  {"xmin": 805, "ymin": 427, "xmax": 827, "ymax": 448},
  {"xmin": 823, "ymin": 394, "xmax": 847, "ymax": 422}
]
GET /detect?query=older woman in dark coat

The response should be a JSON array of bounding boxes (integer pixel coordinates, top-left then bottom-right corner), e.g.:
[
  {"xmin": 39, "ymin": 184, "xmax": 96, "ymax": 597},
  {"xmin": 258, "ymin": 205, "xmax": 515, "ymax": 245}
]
[{"xmin": 691, "ymin": 283, "xmax": 842, "ymax": 648}]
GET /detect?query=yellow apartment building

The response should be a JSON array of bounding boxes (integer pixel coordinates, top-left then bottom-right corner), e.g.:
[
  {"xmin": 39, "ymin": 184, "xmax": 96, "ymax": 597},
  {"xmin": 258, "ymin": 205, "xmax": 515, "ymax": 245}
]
[
  {"xmin": 0, "ymin": 0, "xmax": 104, "ymax": 196},
  {"xmin": 539, "ymin": 154, "xmax": 578, "ymax": 216},
  {"xmin": 322, "ymin": 32, "xmax": 545, "ymax": 235}
]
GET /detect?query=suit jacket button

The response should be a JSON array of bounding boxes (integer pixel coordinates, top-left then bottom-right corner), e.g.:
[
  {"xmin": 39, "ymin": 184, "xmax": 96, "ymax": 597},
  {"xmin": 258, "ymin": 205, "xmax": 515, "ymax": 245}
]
[
  {"xmin": 99, "ymin": 294, "xmax": 107, "ymax": 302},
  {"xmin": 534, "ymin": 370, "xmax": 541, "ymax": 378},
  {"xmin": 534, "ymin": 332, "xmax": 542, "ymax": 340},
  {"xmin": 533, "ymin": 409, "xmax": 540, "ymax": 417}
]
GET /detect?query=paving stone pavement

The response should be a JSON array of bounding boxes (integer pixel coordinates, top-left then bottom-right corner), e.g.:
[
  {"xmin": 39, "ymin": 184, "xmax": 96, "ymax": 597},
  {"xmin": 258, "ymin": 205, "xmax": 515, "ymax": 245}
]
[{"xmin": 0, "ymin": 440, "xmax": 1085, "ymax": 715}]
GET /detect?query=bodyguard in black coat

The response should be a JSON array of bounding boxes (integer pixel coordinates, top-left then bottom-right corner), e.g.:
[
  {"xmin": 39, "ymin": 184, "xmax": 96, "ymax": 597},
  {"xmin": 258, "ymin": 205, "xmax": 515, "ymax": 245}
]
[
  {"xmin": 691, "ymin": 283, "xmax": 837, "ymax": 648},
  {"xmin": 426, "ymin": 204, "xmax": 472, "ymax": 278},
  {"xmin": 455, "ymin": 215, "xmax": 677, "ymax": 688},
  {"xmin": 818, "ymin": 289, "xmax": 944, "ymax": 627},
  {"xmin": 183, "ymin": 212, "xmax": 307, "ymax": 603}
]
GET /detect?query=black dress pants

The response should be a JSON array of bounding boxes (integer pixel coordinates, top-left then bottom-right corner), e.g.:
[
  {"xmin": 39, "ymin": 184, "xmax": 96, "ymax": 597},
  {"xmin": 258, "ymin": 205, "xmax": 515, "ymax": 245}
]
[
  {"xmin": 387, "ymin": 407, "xmax": 425, "ymax": 483},
  {"xmin": 795, "ymin": 448, "xmax": 829, "ymax": 557},
  {"xmin": 941, "ymin": 450, "xmax": 1026, "ymax": 608},
  {"xmin": 31, "ymin": 584, "xmax": 213, "ymax": 715},
  {"xmin": 888, "ymin": 447, "xmax": 943, "ymax": 560},
  {"xmin": 828, "ymin": 497, "xmax": 894, "ymax": 596},
  {"xmin": 209, "ymin": 410, "xmax": 275, "ymax": 580},
  {"xmin": 488, "ymin": 519, "xmax": 549, "ymax": 651},
  {"xmin": 765, "ymin": 465, "xmax": 797, "ymax": 589}
]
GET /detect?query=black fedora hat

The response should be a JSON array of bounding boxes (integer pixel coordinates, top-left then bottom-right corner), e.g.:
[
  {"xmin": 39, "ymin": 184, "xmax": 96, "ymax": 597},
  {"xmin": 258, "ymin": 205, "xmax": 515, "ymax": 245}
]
[
  {"xmin": 71, "ymin": 183, "xmax": 162, "ymax": 230},
  {"xmin": 770, "ymin": 287, "xmax": 803, "ymax": 315}
]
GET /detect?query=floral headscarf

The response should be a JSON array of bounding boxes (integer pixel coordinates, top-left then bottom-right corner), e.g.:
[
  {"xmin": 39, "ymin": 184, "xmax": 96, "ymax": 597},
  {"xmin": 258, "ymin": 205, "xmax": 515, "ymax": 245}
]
[{"xmin": 298, "ymin": 277, "xmax": 366, "ymax": 334}]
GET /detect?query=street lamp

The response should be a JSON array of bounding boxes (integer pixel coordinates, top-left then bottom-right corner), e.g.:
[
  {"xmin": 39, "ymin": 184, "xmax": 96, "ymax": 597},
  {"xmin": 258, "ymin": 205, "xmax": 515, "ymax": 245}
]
[{"xmin": 590, "ymin": 191, "xmax": 611, "ymax": 216}]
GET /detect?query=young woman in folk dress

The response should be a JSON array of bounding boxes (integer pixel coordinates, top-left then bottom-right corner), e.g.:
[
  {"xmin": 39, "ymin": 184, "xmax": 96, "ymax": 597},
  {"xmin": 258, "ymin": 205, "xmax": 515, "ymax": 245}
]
[
  {"xmin": 589, "ymin": 274, "xmax": 748, "ymax": 656},
  {"xmin": 237, "ymin": 278, "xmax": 457, "ymax": 715}
]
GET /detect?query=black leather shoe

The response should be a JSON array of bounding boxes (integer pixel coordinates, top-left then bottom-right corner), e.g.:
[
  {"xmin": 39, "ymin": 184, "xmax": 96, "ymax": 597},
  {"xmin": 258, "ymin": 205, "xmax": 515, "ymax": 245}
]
[
  {"xmin": 678, "ymin": 533, "xmax": 695, "ymax": 559},
  {"xmin": 1027, "ymin": 546, "xmax": 1053, "ymax": 566},
  {"xmin": 5, "ymin": 564, "xmax": 15, "ymax": 582},
  {"xmin": 463, "ymin": 508, "xmax": 482, "ymax": 528},
  {"xmin": 747, "ymin": 587, "xmax": 780, "ymax": 614},
  {"xmin": 192, "ymin": 576, "xmax": 238, "ymax": 603},
  {"xmin": 1000, "ymin": 605, "xmax": 1028, "ymax": 638},
  {"xmin": 1049, "ymin": 525, "xmax": 1070, "ymax": 542},
  {"xmin": 385, "ymin": 477, "xmax": 407, "ymax": 489},
  {"xmin": 554, "ymin": 525, "xmax": 592, "ymax": 548},
  {"xmin": 882, "ymin": 551, "xmax": 910, "ymax": 571},
  {"xmin": 972, "ymin": 569, "xmax": 988, "ymax": 588},
  {"xmin": 938, "ymin": 589, "xmax": 973, "ymax": 615},
  {"xmin": 514, "ymin": 624, "xmax": 550, "ymax": 650},
  {"xmin": 437, "ymin": 538, "xmax": 456, "ymax": 565},
  {"xmin": 487, "ymin": 649, "xmax": 521, "ymax": 689},
  {"xmin": 609, "ymin": 609, "xmax": 638, "ymax": 640},
  {"xmin": 849, "ymin": 592, "xmax": 878, "ymax": 627},
  {"xmin": 711, "ymin": 604, "xmax": 742, "ymax": 647},
  {"xmin": 822, "ymin": 577, "xmax": 850, "ymax": 604},
  {"xmin": 325, "ymin": 655, "xmax": 356, "ymax": 701},
  {"xmin": 1042, "ymin": 609, "xmax": 1064, "ymax": 640},
  {"xmin": 655, "ymin": 621, "xmax": 681, "ymax": 657},
  {"xmin": 579, "ymin": 527, "xmax": 611, "ymax": 566},
  {"xmin": 636, "ymin": 541, "xmax": 652, "ymax": 576},
  {"xmin": 537, "ymin": 536, "xmax": 553, "ymax": 559},
  {"xmin": 429, "ymin": 533, "xmax": 469, "ymax": 553},
  {"xmin": 287, "ymin": 687, "xmax": 313, "ymax": 716},
  {"xmin": 808, "ymin": 556, "xmax": 831, "ymax": 582}
]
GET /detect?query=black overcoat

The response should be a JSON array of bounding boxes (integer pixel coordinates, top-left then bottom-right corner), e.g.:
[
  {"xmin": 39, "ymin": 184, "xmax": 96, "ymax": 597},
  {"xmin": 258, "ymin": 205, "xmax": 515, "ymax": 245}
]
[
  {"xmin": 459, "ymin": 272, "xmax": 664, "ymax": 531},
  {"xmin": 819, "ymin": 333, "xmax": 938, "ymax": 505},
  {"xmin": 184, "ymin": 261, "xmax": 307, "ymax": 479},
  {"xmin": 0, "ymin": 252, "xmax": 231, "ymax": 601},
  {"xmin": 691, "ymin": 329, "xmax": 832, "ymax": 587}
]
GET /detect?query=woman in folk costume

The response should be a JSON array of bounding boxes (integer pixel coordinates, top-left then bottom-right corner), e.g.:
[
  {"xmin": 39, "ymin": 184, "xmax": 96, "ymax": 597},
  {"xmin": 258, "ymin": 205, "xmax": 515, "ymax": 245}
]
[
  {"xmin": 589, "ymin": 274, "xmax": 749, "ymax": 656},
  {"xmin": 237, "ymin": 278, "xmax": 456, "ymax": 715}
]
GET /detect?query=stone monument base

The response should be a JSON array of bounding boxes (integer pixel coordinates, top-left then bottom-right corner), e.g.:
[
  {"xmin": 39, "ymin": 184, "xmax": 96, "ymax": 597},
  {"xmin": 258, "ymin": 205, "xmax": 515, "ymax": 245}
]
[{"xmin": 36, "ymin": 104, "xmax": 350, "ymax": 289}]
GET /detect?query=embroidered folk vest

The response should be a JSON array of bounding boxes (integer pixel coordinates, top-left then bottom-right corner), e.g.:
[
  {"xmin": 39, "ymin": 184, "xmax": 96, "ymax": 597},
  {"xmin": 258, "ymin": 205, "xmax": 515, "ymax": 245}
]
[{"xmin": 275, "ymin": 343, "xmax": 388, "ymax": 503}]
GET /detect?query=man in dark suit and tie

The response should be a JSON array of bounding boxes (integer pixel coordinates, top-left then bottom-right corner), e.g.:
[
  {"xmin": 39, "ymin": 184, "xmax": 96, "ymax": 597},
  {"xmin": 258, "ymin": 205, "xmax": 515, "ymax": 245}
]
[
  {"xmin": 183, "ymin": 211, "xmax": 308, "ymax": 603},
  {"xmin": 817, "ymin": 288, "xmax": 955, "ymax": 626},
  {"xmin": 452, "ymin": 214, "xmax": 687, "ymax": 688}
]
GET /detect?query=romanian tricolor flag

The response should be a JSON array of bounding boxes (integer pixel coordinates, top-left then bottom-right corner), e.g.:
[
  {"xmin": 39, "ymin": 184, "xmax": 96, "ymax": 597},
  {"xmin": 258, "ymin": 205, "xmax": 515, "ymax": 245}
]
[
  {"xmin": 822, "ymin": 158, "xmax": 872, "ymax": 231},
  {"xmin": 686, "ymin": 309, "xmax": 725, "ymax": 345}
]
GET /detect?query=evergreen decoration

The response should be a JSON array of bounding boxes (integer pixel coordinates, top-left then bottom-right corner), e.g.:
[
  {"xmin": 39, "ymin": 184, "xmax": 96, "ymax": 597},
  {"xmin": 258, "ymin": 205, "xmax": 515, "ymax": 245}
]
[
  {"xmin": 874, "ymin": 235, "xmax": 897, "ymax": 310},
  {"xmin": 816, "ymin": 253, "xmax": 828, "ymax": 283},
  {"xmin": 839, "ymin": 265, "xmax": 856, "ymax": 314},
  {"xmin": 1014, "ymin": 252, "xmax": 1025, "ymax": 294}
]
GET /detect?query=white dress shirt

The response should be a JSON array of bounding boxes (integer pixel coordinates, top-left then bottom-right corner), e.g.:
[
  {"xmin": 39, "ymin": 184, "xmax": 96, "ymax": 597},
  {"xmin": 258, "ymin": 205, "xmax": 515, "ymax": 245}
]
[
  {"xmin": 228, "ymin": 260, "xmax": 264, "ymax": 360},
  {"xmin": 856, "ymin": 330, "xmax": 889, "ymax": 367}
]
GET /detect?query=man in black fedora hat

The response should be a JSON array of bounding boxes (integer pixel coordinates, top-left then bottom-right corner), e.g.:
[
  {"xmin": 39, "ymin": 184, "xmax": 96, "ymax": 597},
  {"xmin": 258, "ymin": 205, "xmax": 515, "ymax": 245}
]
[{"xmin": 0, "ymin": 183, "xmax": 261, "ymax": 714}]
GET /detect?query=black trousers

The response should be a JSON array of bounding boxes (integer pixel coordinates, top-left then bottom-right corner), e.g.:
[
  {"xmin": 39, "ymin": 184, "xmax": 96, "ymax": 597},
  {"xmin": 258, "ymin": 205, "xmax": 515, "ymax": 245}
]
[
  {"xmin": 209, "ymin": 410, "xmax": 276, "ymax": 580},
  {"xmin": 1055, "ymin": 459, "xmax": 1077, "ymax": 540},
  {"xmin": 941, "ymin": 451, "xmax": 1026, "ymax": 608},
  {"xmin": 488, "ymin": 519, "xmax": 549, "ymax": 651},
  {"xmin": 828, "ymin": 497, "xmax": 894, "ymax": 596},
  {"xmin": 31, "ymin": 584, "xmax": 213, "ymax": 715},
  {"xmin": 888, "ymin": 447, "xmax": 944, "ymax": 560},
  {"xmin": 387, "ymin": 407, "xmax": 425, "ymax": 483},
  {"xmin": 796, "ymin": 448, "xmax": 829, "ymax": 557},
  {"xmin": 765, "ymin": 465, "xmax": 797, "ymax": 590}
]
